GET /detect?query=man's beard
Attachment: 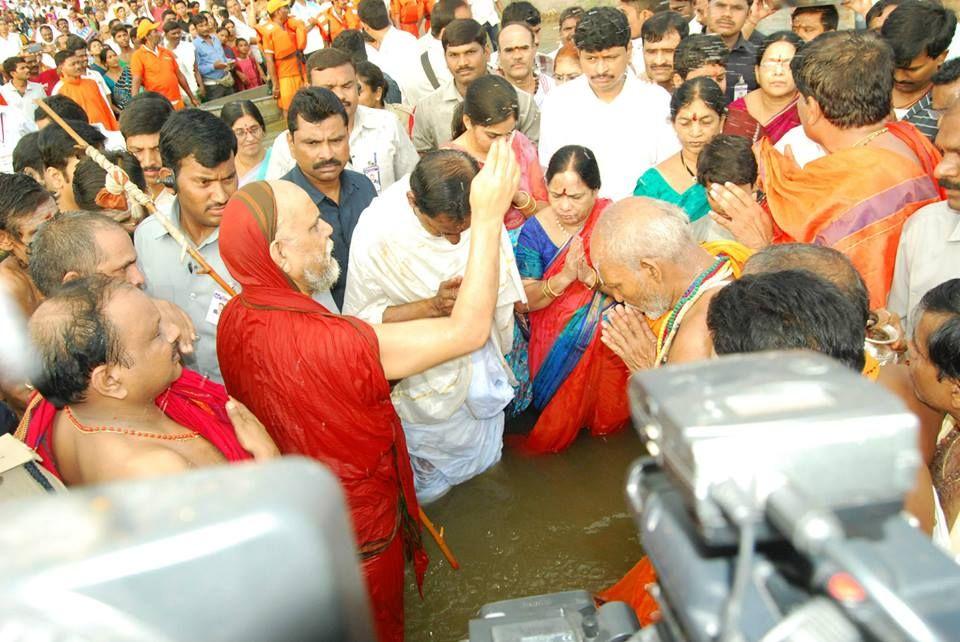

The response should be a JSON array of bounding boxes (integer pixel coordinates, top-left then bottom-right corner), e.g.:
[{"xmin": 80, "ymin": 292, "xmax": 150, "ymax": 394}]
[
  {"xmin": 303, "ymin": 246, "xmax": 341, "ymax": 294},
  {"xmin": 631, "ymin": 290, "xmax": 672, "ymax": 319}
]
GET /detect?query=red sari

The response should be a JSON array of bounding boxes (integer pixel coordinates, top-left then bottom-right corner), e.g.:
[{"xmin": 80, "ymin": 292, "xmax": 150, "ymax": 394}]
[
  {"xmin": 723, "ymin": 95, "xmax": 800, "ymax": 145},
  {"xmin": 15, "ymin": 368, "xmax": 253, "ymax": 480},
  {"xmin": 518, "ymin": 198, "xmax": 630, "ymax": 454},
  {"xmin": 216, "ymin": 182, "xmax": 426, "ymax": 642}
]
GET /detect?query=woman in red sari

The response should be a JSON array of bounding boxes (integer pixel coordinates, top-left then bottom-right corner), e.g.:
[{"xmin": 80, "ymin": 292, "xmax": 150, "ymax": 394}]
[
  {"xmin": 723, "ymin": 31, "xmax": 805, "ymax": 144},
  {"xmin": 514, "ymin": 145, "xmax": 629, "ymax": 453}
]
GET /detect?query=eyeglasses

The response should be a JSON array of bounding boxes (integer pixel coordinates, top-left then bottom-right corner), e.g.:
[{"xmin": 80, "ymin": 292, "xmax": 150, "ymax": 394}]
[{"xmin": 232, "ymin": 124, "xmax": 263, "ymax": 139}]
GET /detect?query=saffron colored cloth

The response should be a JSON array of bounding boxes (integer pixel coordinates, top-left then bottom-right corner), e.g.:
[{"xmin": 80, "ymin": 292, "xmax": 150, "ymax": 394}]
[
  {"xmin": 723, "ymin": 95, "xmax": 800, "ymax": 145},
  {"xmin": 515, "ymin": 198, "xmax": 630, "ymax": 454},
  {"xmin": 216, "ymin": 181, "xmax": 427, "ymax": 642},
  {"xmin": 15, "ymin": 368, "xmax": 253, "ymax": 481},
  {"xmin": 57, "ymin": 76, "xmax": 119, "ymax": 130},
  {"xmin": 276, "ymin": 74, "xmax": 303, "ymax": 111},
  {"xmin": 760, "ymin": 121, "xmax": 944, "ymax": 309},
  {"xmin": 445, "ymin": 132, "xmax": 547, "ymax": 231}
]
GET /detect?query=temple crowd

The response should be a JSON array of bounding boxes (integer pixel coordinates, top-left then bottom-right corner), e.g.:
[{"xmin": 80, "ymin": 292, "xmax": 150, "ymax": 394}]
[{"xmin": 2, "ymin": 0, "xmax": 960, "ymax": 638}]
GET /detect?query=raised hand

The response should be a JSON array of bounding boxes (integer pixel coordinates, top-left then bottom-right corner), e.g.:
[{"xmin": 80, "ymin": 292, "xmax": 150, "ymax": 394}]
[
  {"xmin": 708, "ymin": 182, "xmax": 774, "ymax": 250},
  {"xmin": 469, "ymin": 136, "xmax": 521, "ymax": 228}
]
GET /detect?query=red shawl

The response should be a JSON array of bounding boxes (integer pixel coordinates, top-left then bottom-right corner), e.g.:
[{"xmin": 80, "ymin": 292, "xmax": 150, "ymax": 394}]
[
  {"xmin": 216, "ymin": 182, "xmax": 426, "ymax": 642},
  {"xmin": 16, "ymin": 368, "xmax": 252, "ymax": 480}
]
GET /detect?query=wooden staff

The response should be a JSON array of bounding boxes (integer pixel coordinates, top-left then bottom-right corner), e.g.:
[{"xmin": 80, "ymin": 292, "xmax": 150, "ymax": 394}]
[
  {"xmin": 35, "ymin": 99, "xmax": 462, "ymax": 569},
  {"xmin": 33, "ymin": 99, "xmax": 238, "ymax": 297}
]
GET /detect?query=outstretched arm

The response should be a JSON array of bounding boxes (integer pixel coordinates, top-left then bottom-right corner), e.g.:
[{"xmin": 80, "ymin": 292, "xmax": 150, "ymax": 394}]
[{"xmin": 372, "ymin": 138, "xmax": 520, "ymax": 381}]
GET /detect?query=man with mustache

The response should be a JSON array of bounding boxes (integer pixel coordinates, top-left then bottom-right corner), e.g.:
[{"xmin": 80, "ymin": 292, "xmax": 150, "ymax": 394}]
[
  {"xmin": 641, "ymin": 10, "xmax": 688, "ymax": 94},
  {"xmin": 538, "ymin": 7, "xmax": 676, "ymax": 200},
  {"xmin": 134, "ymin": 109, "xmax": 241, "ymax": 383},
  {"xmin": 705, "ymin": 0, "xmax": 757, "ymax": 102},
  {"xmin": 281, "ymin": 87, "xmax": 377, "ymax": 309},
  {"xmin": 881, "ymin": 1, "xmax": 956, "ymax": 144},
  {"xmin": 412, "ymin": 18, "xmax": 539, "ymax": 152},
  {"xmin": 120, "ymin": 94, "xmax": 176, "ymax": 212},
  {"xmin": 890, "ymin": 105, "xmax": 960, "ymax": 331},
  {"xmin": 497, "ymin": 21, "xmax": 553, "ymax": 108}
]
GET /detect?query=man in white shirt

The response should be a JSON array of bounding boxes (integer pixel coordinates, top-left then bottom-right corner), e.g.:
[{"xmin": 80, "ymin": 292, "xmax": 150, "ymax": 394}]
[
  {"xmin": 266, "ymin": 48, "xmax": 418, "ymax": 192},
  {"xmin": 619, "ymin": 0, "xmax": 655, "ymax": 77},
  {"xmin": 469, "ymin": 0, "xmax": 499, "ymax": 49},
  {"xmin": 669, "ymin": 0, "xmax": 704, "ymax": 33},
  {"xmin": 0, "ymin": 20, "xmax": 23, "ymax": 63},
  {"xmin": 358, "ymin": 0, "xmax": 420, "ymax": 101},
  {"xmin": 407, "ymin": 0, "xmax": 469, "ymax": 106},
  {"xmin": 0, "ymin": 103, "xmax": 36, "ymax": 173},
  {"xmin": 539, "ymin": 7, "xmax": 676, "ymax": 201},
  {"xmin": 290, "ymin": 0, "xmax": 328, "ymax": 55},
  {"xmin": 889, "ymin": 106, "xmax": 960, "ymax": 330},
  {"xmin": 225, "ymin": 0, "xmax": 261, "ymax": 47},
  {"xmin": 0, "ymin": 57, "xmax": 47, "ymax": 123},
  {"xmin": 163, "ymin": 20, "xmax": 202, "ymax": 98}
]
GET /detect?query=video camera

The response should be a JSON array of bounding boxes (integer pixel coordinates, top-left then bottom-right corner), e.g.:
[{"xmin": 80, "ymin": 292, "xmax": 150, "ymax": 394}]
[{"xmin": 470, "ymin": 353, "xmax": 960, "ymax": 642}]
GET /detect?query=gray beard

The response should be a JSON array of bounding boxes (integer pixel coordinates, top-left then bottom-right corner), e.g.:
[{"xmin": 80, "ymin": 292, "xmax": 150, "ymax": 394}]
[{"xmin": 303, "ymin": 257, "xmax": 341, "ymax": 295}]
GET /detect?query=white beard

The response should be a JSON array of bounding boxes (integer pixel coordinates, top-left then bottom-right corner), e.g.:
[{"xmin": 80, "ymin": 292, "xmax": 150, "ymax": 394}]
[{"xmin": 304, "ymin": 252, "xmax": 341, "ymax": 294}]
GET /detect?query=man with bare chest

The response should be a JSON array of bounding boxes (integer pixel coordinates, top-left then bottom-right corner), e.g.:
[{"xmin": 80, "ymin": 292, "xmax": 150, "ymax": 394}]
[{"xmin": 18, "ymin": 276, "xmax": 277, "ymax": 486}]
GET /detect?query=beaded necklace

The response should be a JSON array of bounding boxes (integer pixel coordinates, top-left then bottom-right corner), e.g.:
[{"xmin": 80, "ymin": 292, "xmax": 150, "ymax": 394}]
[
  {"xmin": 64, "ymin": 406, "xmax": 201, "ymax": 441},
  {"xmin": 655, "ymin": 256, "xmax": 733, "ymax": 366}
]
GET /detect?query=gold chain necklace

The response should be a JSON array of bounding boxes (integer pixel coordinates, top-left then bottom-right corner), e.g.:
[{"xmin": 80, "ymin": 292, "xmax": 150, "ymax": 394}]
[
  {"xmin": 852, "ymin": 127, "xmax": 889, "ymax": 148},
  {"xmin": 64, "ymin": 406, "xmax": 200, "ymax": 441}
]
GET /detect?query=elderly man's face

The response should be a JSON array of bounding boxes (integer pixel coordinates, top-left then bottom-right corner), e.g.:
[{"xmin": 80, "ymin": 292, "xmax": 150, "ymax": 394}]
[
  {"xmin": 92, "ymin": 225, "xmax": 146, "ymax": 288},
  {"xmin": 907, "ymin": 311, "xmax": 957, "ymax": 413},
  {"xmin": 595, "ymin": 251, "xmax": 674, "ymax": 319},
  {"xmin": 271, "ymin": 191, "xmax": 339, "ymax": 294}
]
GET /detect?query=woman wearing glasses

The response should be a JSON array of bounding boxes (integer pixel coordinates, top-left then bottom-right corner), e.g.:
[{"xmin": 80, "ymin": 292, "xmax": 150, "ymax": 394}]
[
  {"xmin": 723, "ymin": 31, "xmax": 805, "ymax": 144},
  {"xmin": 220, "ymin": 100, "xmax": 271, "ymax": 186}
]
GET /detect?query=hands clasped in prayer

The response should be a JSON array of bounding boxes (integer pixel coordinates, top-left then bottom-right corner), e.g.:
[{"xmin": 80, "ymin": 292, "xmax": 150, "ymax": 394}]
[{"xmin": 601, "ymin": 305, "xmax": 657, "ymax": 373}]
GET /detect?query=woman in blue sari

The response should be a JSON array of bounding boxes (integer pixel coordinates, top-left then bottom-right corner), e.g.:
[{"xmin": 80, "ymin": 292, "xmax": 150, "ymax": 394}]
[
  {"xmin": 514, "ymin": 145, "xmax": 630, "ymax": 453},
  {"xmin": 633, "ymin": 77, "xmax": 726, "ymax": 241}
]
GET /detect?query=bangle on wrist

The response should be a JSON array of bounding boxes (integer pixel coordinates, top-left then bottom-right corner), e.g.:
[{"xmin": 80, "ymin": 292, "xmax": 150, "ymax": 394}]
[{"xmin": 542, "ymin": 276, "xmax": 561, "ymax": 299}]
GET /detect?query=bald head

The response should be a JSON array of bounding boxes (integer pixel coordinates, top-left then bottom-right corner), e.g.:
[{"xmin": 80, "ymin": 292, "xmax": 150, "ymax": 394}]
[
  {"xmin": 267, "ymin": 180, "xmax": 339, "ymax": 295},
  {"xmin": 744, "ymin": 243, "xmax": 870, "ymax": 325},
  {"xmin": 271, "ymin": 180, "xmax": 316, "ymax": 243}
]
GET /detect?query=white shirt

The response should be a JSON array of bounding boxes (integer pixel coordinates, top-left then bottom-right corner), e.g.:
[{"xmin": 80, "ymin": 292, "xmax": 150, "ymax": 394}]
[
  {"xmin": 265, "ymin": 105, "xmax": 419, "ymax": 193},
  {"xmin": 0, "ymin": 106, "xmax": 36, "ymax": 173},
  {"xmin": 888, "ymin": 200, "xmax": 960, "ymax": 331},
  {"xmin": 630, "ymin": 37, "xmax": 645, "ymax": 78},
  {"xmin": 229, "ymin": 15, "xmax": 260, "ymax": 44},
  {"xmin": 0, "ymin": 80, "xmax": 47, "ymax": 123},
  {"xmin": 773, "ymin": 125, "xmax": 825, "ymax": 169},
  {"xmin": 53, "ymin": 69, "xmax": 112, "ymax": 100},
  {"xmin": 170, "ymin": 38, "xmax": 199, "ymax": 93},
  {"xmin": 688, "ymin": 17, "xmax": 704, "ymax": 34},
  {"xmin": 538, "ymin": 73, "xmax": 677, "ymax": 200},
  {"xmin": 290, "ymin": 0, "xmax": 329, "ymax": 54},
  {"xmin": 532, "ymin": 73, "xmax": 554, "ymax": 109},
  {"xmin": 365, "ymin": 27, "xmax": 421, "ymax": 103},
  {"xmin": 0, "ymin": 32, "xmax": 22, "ymax": 63},
  {"xmin": 406, "ymin": 34, "xmax": 451, "ymax": 107},
  {"xmin": 469, "ymin": 0, "xmax": 499, "ymax": 27}
]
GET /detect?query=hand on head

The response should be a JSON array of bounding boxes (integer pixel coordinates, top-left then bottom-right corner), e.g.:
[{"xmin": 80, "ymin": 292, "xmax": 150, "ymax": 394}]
[{"xmin": 468, "ymin": 135, "xmax": 521, "ymax": 227}]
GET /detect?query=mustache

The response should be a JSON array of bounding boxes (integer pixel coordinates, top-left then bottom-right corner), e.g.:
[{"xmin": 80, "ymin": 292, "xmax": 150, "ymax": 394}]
[
  {"xmin": 940, "ymin": 179, "xmax": 960, "ymax": 191},
  {"xmin": 312, "ymin": 159, "xmax": 342, "ymax": 170}
]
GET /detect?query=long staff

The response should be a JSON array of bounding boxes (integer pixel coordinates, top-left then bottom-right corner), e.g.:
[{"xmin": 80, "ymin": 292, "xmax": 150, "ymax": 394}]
[{"xmin": 34, "ymin": 99, "xmax": 461, "ymax": 569}]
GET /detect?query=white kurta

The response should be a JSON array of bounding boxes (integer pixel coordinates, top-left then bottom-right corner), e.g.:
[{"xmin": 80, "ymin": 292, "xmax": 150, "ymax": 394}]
[{"xmin": 343, "ymin": 176, "xmax": 526, "ymax": 501}]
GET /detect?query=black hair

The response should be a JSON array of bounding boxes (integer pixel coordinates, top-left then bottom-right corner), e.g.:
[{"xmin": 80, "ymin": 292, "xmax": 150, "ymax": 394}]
[
  {"xmin": 881, "ymin": 1, "xmax": 956, "ymax": 68},
  {"xmin": 559, "ymin": 6, "xmax": 585, "ymax": 27},
  {"xmin": 332, "ymin": 29, "xmax": 369, "ymax": 62},
  {"xmin": 934, "ymin": 58, "xmax": 960, "ymax": 86},
  {"xmin": 451, "ymin": 75, "xmax": 519, "ymax": 138},
  {"xmin": 696, "ymin": 134, "xmax": 757, "ymax": 188},
  {"xmin": 918, "ymin": 279, "xmax": 960, "ymax": 381},
  {"xmin": 431, "ymin": 0, "xmax": 469, "ymax": 37},
  {"xmin": 358, "ymin": 0, "xmax": 390, "ymax": 30},
  {"xmin": 54, "ymin": 49, "xmax": 74, "ymax": 68},
  {"xmin": 356, "ymin": 60, "xmax": 387, "ymax": 107},
  {"xmin": 670, "ymin": 77, "xmax": 725, "ymax": 120},
  {"xmin": 574, "ymin": 6, "xmax": 630, "ymax": 52},
  {"xmin": 545, "ymin": 145, "xmax": 601, "ymax": 191},
  {"xmin": 287, "ymin": 86, "xmax": 348, "ymax": 133},
  {"xmin": 98, "ymin": 46, "xmax": 115, "ymax": 64},
  {"xmin": 707, "ymin": 270, "xmax": 866, "ymax": 372},
  {"xmin": 2, "ymin": 55, "xmax": 24, "ymax": 76},
  {"xmin": 673, "ymin": 33, "xmax": 728, "ymax": 79},
  {"xmin": 189, "ymin": 13, "xmax": 207, "ymax": 27},
  {"xmin": 35, "ymin": 95, "xmax": 88, "ymax": 124},
  {"xmin": 865, "ymin": 0, "xmax": 897, "ymax": 27},
  {"xmin": 756, "ymin": 30, "xmax": 803, "ymax": 66},
  {"xmin": 65, "ymin": 34, "xmax": 86, "ymax": 53},
  {"xmin": 161, "ymin": 19, "xmax": 180, "ymax": 33},
  {"xmin": 29, "ymin": 275, "xmax": 133, "ymax": 409},
  {"xmin": 791, "ymin": 30, "xmax": 894, "ymax": 128},
  {"xmin": 442, "ymin": 18, "xmax": 486, "ymax": 51},
  {"xmin": 13, "ymin": 132, "xmax": 43, "ymax": 176},
  {"xmin": 0, "ymin": 173, "xmax": 53, "ymax": 236},
  {"xmin": 792, "ymin": 5, "xmax": 839, "ymax": 32},
  {"xmin": 72, "ymin": 151, "xmax": 147, "ymax": 212},
  {"xmin": 307, "ymin": 47, "xmax": 356, "ymax": 75},
  {"xmin": 119, "ymin": 94, "xmax": 174, "ymax": 139},
  {"xmin": 159, "ymin": 108, "xmax": 237, "ymax": 177},
  {"xmin": 501, "ymin": 1, "xmax": 541, "ymax": 27},
  {"xmin": 409, "ymin": 150, "xmax": 480, "ymax": 221},
  {"xmin": 641, "ymin": 10, "xmax": 689, "ymax": 43},
  {"xmin": 38, "ymin": 121, "xmax": 106, "ymax": 172},
  {"xmin": 220, "ymin": 99, "xmax": 265, "ymax": 131}
]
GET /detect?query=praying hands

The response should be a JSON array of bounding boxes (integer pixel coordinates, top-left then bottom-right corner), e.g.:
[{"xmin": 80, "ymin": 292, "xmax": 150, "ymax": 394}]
[{"xmin": 601, "ymin": 305, "xmax": 657, "ymax": 373}]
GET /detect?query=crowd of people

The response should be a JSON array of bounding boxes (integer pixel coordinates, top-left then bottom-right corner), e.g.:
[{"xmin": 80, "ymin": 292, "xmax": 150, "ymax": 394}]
[{"xmin": 1, "ymin": 0, "xmax": 960, "ymax": 638}]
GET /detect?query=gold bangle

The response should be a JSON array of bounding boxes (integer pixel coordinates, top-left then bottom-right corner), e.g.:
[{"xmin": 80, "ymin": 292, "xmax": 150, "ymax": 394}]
[{"xmin": 542, "ymin": 276, "xmax": 561, "ymax": 299}]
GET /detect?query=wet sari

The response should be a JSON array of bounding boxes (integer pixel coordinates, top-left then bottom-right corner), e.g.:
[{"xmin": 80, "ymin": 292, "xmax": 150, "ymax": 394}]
[{"xmin": 514, "ymin": 198, "xmax": 630, "ymax": 453}]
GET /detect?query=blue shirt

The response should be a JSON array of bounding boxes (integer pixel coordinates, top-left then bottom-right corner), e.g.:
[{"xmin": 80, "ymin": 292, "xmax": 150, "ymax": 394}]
[
  {"xmin": 194, "ymin": 34, "xmax": 228, "ymax": 81},
  {"xmin": 281, "ymin": 165, "xmax": 377, "ymax": 308}
]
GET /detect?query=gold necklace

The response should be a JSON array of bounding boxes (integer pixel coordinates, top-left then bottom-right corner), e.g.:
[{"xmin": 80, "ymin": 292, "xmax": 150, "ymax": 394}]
[
  {"xmin": 852, "ymin": 127, "xmax": 888, "ymax": 148},
  {"xmin": 554, "ymin": 214, "xmax": 584, "ymax": 240}
]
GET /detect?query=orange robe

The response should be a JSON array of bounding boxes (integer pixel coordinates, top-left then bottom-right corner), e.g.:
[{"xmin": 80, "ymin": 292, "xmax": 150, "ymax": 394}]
[
  {"xmin": 320, "ymin": 3, "xmax": 361, "ymax": 45},
  {"xmin": 260, "ymin": 17, "xmax": 306, "ymax": 110},
  {"xmin": 56, "ymin": 77, "xmax": 119, "ymax": 131},
  {"xmin": 759, "ymin": 121, "xmax": 943, "ymax": 309}
]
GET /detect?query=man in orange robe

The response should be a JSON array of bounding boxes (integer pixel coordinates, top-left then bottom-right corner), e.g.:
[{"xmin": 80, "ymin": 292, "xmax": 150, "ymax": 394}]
[
  {"xmin": 53, "ymin": 50, "xmax": 118, "ymax": 131},
  {"xmin": 261, "ymin": 0, "xmax": 308, "ymax": 113},
  {"xmin": 759, "ymin": 30, "xmax": 944, "ymax": 309},
  {"xmin": 320, "ymin": 0, "xmax": 361, "ymax": 45}
]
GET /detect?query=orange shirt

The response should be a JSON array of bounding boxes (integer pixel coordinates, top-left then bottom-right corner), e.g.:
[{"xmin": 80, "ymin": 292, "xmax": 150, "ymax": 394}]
[
  {"xmin": 56, "ymin": 77, "xmax": 119, "ymax": 131},
  {"xmin": 260, "ymin": 18, "xmax": 306, "ymax": 79},
  {"xmin": 130, "ymin": 45, "xmax": 184, "ymax": 108},
  {"xmin": 391, "ymin": 0, "xmax": 423, "ymax": 34},
  {"xmin": 320, "ymin": 4, "xmax": 360, "ymax": 45}
]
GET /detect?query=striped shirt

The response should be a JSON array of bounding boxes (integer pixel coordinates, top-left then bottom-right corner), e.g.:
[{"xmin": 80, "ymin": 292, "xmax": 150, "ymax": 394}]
[{"xmin": 902, "ymin": 93, "xmax": 939, "ymax": 144}]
